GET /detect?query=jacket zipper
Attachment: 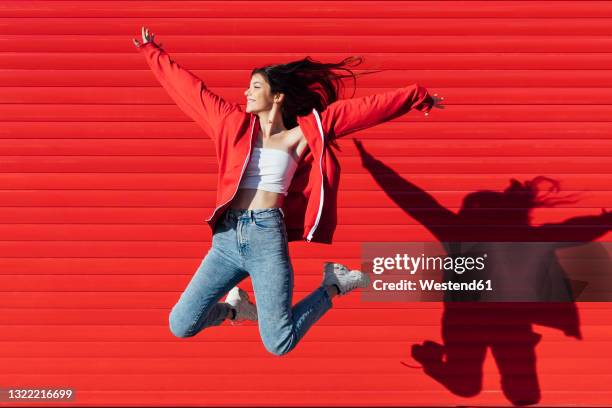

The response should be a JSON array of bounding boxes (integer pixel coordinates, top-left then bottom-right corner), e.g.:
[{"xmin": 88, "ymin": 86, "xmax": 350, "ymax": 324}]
[
  {"xmin": 306, "ymin": 109, "xmax": 326, "ymax": 242},
  {"xmin": 205, "ymin": 116, "xmax": 256, "ymax": 223}
]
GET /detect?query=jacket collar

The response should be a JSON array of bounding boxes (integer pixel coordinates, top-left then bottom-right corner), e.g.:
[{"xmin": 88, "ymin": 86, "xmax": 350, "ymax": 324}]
[{"xmin": 296, "ymin": 109, "xmax": 324, "ymax": 154}]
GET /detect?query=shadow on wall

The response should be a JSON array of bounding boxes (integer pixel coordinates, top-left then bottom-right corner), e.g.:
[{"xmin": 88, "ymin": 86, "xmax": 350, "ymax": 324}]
[{"xmin": 354, "ymin": 138, "xmax": 612, "ymax": 406}]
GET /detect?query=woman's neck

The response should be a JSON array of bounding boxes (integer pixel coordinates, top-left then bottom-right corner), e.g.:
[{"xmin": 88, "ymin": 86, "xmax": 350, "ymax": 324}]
[{"xmin": 257, "ymin": 111, "xmax": 287, "ymax": 138}]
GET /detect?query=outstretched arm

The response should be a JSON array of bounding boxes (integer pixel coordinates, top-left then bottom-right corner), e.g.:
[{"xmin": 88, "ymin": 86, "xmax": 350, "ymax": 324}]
[
  {"xmin": 354, "ymin": 139, "xmax": 457, "ymax": 242},
  {"xmin": 134, "ymin": 27, "xmax": 242, "ymax": 143},
  {"xmin": 321, "ymin": 83, "xmax": 441, "ymax": 140},
  {"xmin": 537, "ymin": 209, "xmax": 612, "ymax": 247}
]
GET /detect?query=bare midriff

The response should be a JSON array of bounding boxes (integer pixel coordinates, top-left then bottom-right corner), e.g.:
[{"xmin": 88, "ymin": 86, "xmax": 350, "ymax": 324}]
[
  {"xmin": 229, "ymin": 187, "xmax": 285, "ymax": 210},
  {"xmin": 228, "ymin": 126, "xmax": 305, "ymax": 211}
]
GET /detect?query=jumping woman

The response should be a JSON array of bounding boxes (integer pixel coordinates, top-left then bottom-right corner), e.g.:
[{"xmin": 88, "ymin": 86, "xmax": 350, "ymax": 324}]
[{"xmin": 133, "ymin": 26, "xmax": 444, "ymax": 356}]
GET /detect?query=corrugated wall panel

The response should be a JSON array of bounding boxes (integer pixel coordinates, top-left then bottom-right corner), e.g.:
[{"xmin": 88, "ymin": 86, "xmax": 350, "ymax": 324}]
[{"xmin": 1, "ymin": 1, "xmax": 611, "ymax": 406}]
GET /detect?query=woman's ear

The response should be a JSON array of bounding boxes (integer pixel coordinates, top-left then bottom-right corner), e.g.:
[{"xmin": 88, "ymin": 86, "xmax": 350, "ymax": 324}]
[{"xmin": 274, "ymin": 93, "xmax": 285, "ymax": 105}]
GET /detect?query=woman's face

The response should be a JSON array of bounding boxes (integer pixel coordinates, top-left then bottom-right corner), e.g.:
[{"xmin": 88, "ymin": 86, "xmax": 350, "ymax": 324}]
[{"xmin": 244, "ymin": 73, "xmax": 276, "ymax": 114}]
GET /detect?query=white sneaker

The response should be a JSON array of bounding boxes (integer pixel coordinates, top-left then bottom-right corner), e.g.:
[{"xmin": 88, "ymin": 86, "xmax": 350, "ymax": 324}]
[
  {"xmin": 224, "ymin": 287, "xmax": 258, "ymax": 325},
  {"xmin": 322, "ymin": 262, "xmax": 371, "ymax": 296}
]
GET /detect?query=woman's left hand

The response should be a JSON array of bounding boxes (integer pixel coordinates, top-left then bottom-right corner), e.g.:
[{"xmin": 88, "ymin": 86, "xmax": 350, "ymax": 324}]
[
  {"xmin": 425, "ymin": 93, "xmax": 445, "ymax": 116},
  {"xmin": 132, "ymin": 26, "xmax": 162, "ymax": 48}
]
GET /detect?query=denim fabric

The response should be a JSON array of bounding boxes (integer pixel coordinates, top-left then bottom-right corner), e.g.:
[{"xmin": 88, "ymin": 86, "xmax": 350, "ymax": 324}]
[{"xmin": 168, "ymin": 207, "xmax": 333, "ymax": 356}]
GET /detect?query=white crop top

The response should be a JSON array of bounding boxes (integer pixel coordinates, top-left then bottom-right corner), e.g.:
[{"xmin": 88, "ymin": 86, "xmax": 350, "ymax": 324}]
[{"xmin": 237, "ymin": 147, "xmax": 299, "ymax": 196}]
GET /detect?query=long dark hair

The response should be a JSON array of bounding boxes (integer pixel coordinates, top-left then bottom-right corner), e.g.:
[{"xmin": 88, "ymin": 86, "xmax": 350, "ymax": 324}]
[{"xmin": 251, "ymin": 55, "xmax": 381, "ymax": 129}]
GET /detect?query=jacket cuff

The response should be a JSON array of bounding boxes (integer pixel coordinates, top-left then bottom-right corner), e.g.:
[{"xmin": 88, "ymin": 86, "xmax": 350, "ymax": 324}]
[
  {"xmin": 414, "ymin": 92, "xmax": 434, "ymax": 113},
  {"xmin": 137, "ymin": 41, "xmax": 160, "ymax": 52}
]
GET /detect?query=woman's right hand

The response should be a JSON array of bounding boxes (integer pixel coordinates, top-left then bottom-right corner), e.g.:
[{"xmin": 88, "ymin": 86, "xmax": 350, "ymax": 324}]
[{"xmin": 132, "ymin": 26, "xmax": 160, "ymax": 48}]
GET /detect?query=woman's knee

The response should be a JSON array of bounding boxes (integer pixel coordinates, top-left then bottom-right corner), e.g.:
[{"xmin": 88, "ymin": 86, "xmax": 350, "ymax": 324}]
[
  {"xmin": 260, "ymin": 326, "xmax": 295, "ymax": 356},
  {"xmin": 168, "ymin": 304, "xmax": 200, "ymax": 338},
  {"xmin": 263, "ymin": 341, "xmax": 292, "ymax": 356}
]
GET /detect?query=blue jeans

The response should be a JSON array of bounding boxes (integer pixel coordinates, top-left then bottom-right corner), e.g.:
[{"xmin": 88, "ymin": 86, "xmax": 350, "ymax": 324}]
[{"xmin": 168, "ymin": 208, "xmax": 333, "ymax": 356}]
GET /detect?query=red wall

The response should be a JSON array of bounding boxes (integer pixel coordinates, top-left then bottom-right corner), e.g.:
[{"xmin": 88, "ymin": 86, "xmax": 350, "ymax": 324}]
[{"xmin": 1, "ymin": 1, "xmax": 611, "ymax": 406}]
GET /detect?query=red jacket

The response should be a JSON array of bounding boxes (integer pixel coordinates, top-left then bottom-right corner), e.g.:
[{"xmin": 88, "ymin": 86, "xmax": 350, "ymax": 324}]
[{"xmin": 137, "ymin": 41, "xmax": 434, "ymax": 243}]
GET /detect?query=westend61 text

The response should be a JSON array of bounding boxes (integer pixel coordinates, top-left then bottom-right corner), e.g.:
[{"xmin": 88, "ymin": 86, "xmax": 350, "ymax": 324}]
[{"xmin": 373, "ymin": 279, "xmax": 493, "ymax": 291}]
